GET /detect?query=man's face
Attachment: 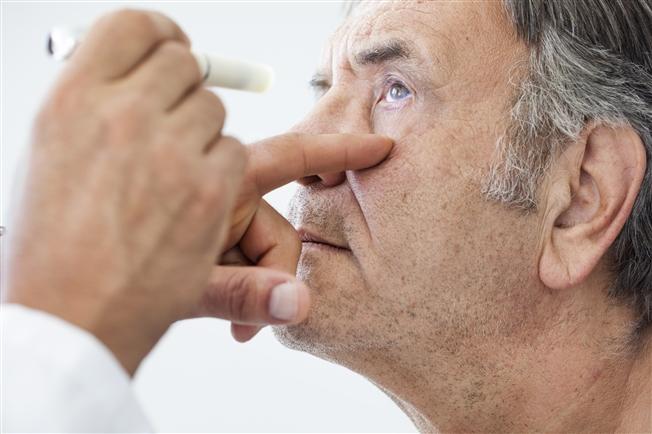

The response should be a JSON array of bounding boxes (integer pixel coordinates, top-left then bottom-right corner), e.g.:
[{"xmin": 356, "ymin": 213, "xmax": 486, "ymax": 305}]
[{"xmin": 276, "ymin": 1, "xmax": 547, "ymax": 365}]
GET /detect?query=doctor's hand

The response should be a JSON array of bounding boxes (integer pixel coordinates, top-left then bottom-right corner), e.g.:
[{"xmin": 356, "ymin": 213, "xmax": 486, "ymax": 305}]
[
  {"xmin": 194, "ymin": 133, "xmax": 393, "ymax": 342},
  {"xmin": 6, "ymin": 10, "xmax": 245, "ymax": 374}
]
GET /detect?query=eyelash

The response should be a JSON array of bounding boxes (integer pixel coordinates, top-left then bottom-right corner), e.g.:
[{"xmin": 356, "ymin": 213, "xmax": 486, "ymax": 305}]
[{"xmin": 310, "ymin": 77, "xmax": 414, "ymax": 110}]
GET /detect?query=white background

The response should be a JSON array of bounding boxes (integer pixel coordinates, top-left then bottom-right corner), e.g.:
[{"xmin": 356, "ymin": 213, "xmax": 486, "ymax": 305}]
[{"xmin": 1, "ymin": 1, "xmax": 416, "ymax": 432}]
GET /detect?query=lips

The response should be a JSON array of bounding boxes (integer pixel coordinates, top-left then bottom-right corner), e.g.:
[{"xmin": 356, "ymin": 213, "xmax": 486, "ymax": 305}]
[{"xmin": 297, "ymin": 227, "xmax": 350, "ymax": 252}]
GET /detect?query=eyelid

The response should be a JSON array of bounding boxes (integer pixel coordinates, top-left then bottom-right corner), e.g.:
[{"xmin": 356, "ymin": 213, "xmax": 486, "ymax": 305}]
[{"xmin": 377, "ymin": 74, "xmax": 414, "ymax": 106}]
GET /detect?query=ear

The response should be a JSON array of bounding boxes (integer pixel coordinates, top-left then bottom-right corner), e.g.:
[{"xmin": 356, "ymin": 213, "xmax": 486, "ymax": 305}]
[{"xmin": 538, "ymin": 124, "xmax": 647, "ymax": 290}]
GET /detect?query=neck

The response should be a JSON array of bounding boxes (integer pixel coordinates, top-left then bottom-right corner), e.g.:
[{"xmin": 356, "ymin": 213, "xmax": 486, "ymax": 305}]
[
  {"xmin": 337, "ymin": 325, "xmax": 651, "ymax": 433},
  {"xmin": 614, "ymin": 335, "xmax": 652, "ymax": 433}
]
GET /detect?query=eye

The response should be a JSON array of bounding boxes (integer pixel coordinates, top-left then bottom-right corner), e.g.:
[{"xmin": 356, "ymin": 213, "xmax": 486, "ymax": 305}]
[{"xmin": 383, "ymin": 81, "xmax": 412, "ymax": 104}]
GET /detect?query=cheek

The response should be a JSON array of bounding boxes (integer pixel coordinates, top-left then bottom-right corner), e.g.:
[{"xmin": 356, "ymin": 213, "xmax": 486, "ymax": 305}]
[
  {"xmin": 347, "ymin": 126, "xmax": 489, "ymax": 294},
  {"xmin": 352, "ymin": 122, "xmax": 476, "ymax": 231},
  {"xmin": 372, "ymin": 107, "xmax": 414, "ymax": 138},
  {"xmin": 372, "ymin": 94, "xmax": 441, "ymax": 139}
]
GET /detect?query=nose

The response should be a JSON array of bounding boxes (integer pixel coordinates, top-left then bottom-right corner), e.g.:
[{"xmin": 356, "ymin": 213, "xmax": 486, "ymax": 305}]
[{"xmin": 291, "ymin": 89, "xmax": 372, "ymax": 188}]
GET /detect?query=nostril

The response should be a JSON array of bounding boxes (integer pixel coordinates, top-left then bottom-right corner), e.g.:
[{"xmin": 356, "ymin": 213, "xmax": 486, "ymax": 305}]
[
  {"xmin": 297, "ymin": 175, "xmax": 321, "ymax": 186},
  {"xmin": 317, "ymin": 172, "xmax": 347, "ymax": 187}
]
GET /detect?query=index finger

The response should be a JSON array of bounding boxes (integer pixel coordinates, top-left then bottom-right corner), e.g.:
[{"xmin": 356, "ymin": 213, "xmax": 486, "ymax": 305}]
[
  {"xmin": 73, "ymin": 9, "xmax": 190, "ymax": 80},
  {"xmin": 248, "ymin": 133, "xmax": 394, "ymax": 194}
]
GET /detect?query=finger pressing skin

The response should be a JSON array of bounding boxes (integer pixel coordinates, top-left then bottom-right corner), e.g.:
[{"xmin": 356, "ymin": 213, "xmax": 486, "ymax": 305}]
[
  {"xmin": 194, "ymin": 266, "xmax": 310, "ymax": 325},
  {"xmin": 124, "ymin": 40, "xmax": 201, "ymax": 110},
  {"xmin": 248, "ymin": 133, "xmax": 394, "ymax": 194},
  {"xmin": 74, "ymin": 9, "xmax": 190, "ymax": 80},
  {"xmin": 238, "ymin": 200, "xmax": 302, "ymax": 274}
]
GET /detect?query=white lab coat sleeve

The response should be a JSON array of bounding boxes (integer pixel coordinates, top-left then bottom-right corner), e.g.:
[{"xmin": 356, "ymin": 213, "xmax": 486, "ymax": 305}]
[{"xmin": 1, "ymin": 303, "xmax": 152, "ymax": 433}]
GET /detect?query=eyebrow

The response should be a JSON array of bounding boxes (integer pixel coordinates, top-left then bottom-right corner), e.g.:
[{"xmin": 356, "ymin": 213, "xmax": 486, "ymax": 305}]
[
  {"xmin": 354, "ymin": 39, "xmax": 412, "ymax": 66},
  {"xmin": 309, "ymin": 39, "xmax": 414, "ymax": 91},
  {"xmin": 309, "ymin": 73, "xmax": 330, "ymax": 91}
]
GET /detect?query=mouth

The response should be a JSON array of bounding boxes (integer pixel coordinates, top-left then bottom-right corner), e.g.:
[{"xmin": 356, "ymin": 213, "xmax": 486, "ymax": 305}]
[{"xmin": 297, "ymin": 227, "xmax": 351, "ymax": 253}]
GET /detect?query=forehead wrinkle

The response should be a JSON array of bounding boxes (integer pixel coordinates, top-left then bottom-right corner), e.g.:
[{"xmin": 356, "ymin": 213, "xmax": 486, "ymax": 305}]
[
  {"xmin": 321, "ymin": 1, "xmax": 459, "ymax": 86},
  {"xmin": 354, "ymin": 30, "xmax": 450, "ymax": 87}
]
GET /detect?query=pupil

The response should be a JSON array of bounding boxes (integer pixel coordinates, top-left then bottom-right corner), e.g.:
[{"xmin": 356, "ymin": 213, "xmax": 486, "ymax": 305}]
[{"xmin": 391, "ymin": 84, "xmax": 405, "ymax": 99}]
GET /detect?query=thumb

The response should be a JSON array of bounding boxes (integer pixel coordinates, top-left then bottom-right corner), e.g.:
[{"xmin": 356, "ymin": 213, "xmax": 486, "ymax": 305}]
[{"xmin": 194, "ymin": 266, "xmax": 311, "ymax": 325}]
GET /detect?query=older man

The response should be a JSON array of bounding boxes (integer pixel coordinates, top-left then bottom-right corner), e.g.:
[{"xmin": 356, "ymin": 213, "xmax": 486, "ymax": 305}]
[
  {"xmin": 275, "ymin": 1, "xmax": 652, "ymax": 432},
  {"xmin": 3, "ymin": 1, "xmax": 651, "ymax": 432}
]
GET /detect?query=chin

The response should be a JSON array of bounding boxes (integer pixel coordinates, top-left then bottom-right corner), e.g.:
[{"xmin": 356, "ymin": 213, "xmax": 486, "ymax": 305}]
[
  {"xmin": 272, "ymin": 249, "xmax": 352, "ymax": 358},
  {"xmin": 273, "ymin": 245, "xmax": 400, "ymax": 364},
  {"xmin": 272, "ymin": 323, "xmax": 329, "ymax": 356}
]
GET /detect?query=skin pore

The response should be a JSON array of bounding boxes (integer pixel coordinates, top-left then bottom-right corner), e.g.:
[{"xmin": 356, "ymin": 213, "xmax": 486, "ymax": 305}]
[{"xmin": 273, "ymin": 1, "xmax": 652, "ymax": 433}]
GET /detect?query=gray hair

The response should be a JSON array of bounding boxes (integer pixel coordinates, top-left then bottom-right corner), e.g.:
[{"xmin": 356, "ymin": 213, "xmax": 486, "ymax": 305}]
[{"xmin": 485, "ymin": 0, "xmax": 652, "ymax": 332}]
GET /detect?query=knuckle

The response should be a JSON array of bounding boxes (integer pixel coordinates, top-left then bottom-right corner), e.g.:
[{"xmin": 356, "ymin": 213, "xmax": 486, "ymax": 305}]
[
  {"xmin": 98, "ymin": 9, "xmax": 140, "ymax": 33},
  {"xmin": 158, "ymin": 40, "xmax": 197, "ymax": 70},
  {"xmin": 108, "ymin": 8, "xmax": 142, "ymax": 22},
  {"xmin": 198, "ymin": 90, "xmax": 226, "ymax": 121},
  {"xmin": 165, "ymin": 43, "xmax": 200, "ymax": 80},
  {"xmin": 109, "ymin": 9, "xmax": 159, "ymax": 39},
  {"xmin": 184, "ymin": 90, "xmax": 226, "ymax": 136},
  {"xmin": 224, "ymin": 273, "xmax": 261, "ymax": 322},
  {"xmin": 97, "ymin": 10, "xmax": 183, "ymax": 51},
  {"xmin": 219, "ymin": 136, "xmax": 247, "ymax": 169}
]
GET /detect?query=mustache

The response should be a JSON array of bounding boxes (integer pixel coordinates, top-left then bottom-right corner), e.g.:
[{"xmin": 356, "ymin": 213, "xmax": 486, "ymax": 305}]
[{"xmin": 288, "ymin": 187, "xmax": 350, "ymax": 243}]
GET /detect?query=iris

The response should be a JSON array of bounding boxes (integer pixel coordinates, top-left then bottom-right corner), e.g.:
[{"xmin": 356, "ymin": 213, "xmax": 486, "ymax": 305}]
[{"xmin": 384, "ymin": 82, "xmax": 411, "ymax": 103}]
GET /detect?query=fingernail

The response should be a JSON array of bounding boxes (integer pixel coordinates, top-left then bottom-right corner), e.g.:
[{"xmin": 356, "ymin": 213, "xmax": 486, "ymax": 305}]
[{"xmin": 269, "ymin": 282, "xmax": 300, "ymax": 321}]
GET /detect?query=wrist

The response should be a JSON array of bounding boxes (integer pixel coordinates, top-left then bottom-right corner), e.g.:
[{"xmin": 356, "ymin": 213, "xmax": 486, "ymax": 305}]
[{"xmin": 6, "ymin": 285, "xmax": 167, "ymax": 375}]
